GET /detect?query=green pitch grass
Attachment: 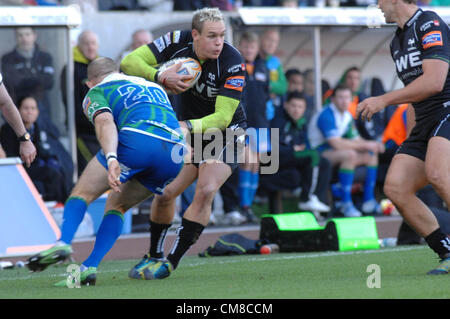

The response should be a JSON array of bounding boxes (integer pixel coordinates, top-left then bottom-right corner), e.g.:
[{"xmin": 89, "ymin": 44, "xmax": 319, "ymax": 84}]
[{"xmin": 0, "ymin": 245, "xmax": 448, "ymax": 299}]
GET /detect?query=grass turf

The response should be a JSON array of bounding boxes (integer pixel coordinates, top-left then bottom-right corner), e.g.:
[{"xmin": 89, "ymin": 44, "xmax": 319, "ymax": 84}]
[{"xmin": 0, "ymin": 245, "xmax": 448, "ymax": 299}]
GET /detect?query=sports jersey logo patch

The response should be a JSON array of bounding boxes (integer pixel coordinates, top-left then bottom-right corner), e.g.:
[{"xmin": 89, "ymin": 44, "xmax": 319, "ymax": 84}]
[
  {"xmin": 82, "ymin": 97, "xmax": 91, "ymax": 113},
  {"xmin": 224, "ymin": 76, "xmax": 244, "ymax": 92},
  {"xmin": 422, "ymin": 31, "xmax": 443, "ymax": 49}
]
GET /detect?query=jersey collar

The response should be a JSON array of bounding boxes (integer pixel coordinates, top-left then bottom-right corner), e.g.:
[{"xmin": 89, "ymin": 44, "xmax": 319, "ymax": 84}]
[{"xmin": 406, "ymin": 8, "xmax": 423, "ymax": 27}]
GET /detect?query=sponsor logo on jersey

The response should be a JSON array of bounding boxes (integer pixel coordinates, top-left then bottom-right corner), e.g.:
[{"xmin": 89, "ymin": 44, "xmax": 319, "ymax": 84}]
[
  {"xmin": 154, "ymin": 37, "xmax": 166, "ymax": 52},
  {"xmin": 173, "ymin": 31, "xmax": 181, "ymax": 43},
  {"xmin": 420, "ymin": 20, "xmax": 437, "ymax": 32},
  {"xmin": 422, "ymin": 31, "xmax": 443, "ymax": 49},
  {"xmin": 227, "ymin": 63, "xmax": 245, "ymax": 74},
  {"xmin": 407, "ymin": 38, "xmax": 416, "ymax": 51},
  {"xmin": 164, "ymin": 32, "xmax": 172, "ymax": 46},
  {"xmin": 224, "ymin": 76, "xmax": 244, "ymax": 92},
  {"xmin": 82, "ymin": 97, "xmax": 91, "ymax": 112},
  {"xmin": 395, "ymin": 51, "xmax": 422, "ymax": 72}
]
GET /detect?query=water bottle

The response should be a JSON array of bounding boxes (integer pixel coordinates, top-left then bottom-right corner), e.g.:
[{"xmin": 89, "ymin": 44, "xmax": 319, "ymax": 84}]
[
  {"xmin": 379, "ymin": 237, "xmax": 397, "ymax": 248},
  {"xmin": 260, "ymin": 244, "xmax": 280, "ymax": 255}
]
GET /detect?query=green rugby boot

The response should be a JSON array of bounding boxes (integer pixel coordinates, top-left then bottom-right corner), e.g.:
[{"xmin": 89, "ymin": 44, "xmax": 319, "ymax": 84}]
[
  {"xmin": 27, "ymin": 244, "xmax": 72, "ymax": 272},
  {"xmin": 54, "ymin": 266, "xmax": 97, "ymax": 287}
]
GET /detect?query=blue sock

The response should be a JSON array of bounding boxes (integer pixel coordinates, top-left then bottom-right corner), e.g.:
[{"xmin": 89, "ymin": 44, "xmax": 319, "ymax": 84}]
[
  {"xmin": 239, "ymin": 169, "xmax": 252, "ymax": 208},
  {"xmin": 83, "ymin": 211, "xmax": 124, "ymax": 268},
  {"xmin": 363, "ymin": 166, "xmax": 378, "ymax": 202},
  {"xmin": 60, "ymin": 197, "xmax": 88, "ymax": 245},
  {"xmin": 248, "ymin": 172, "xmax": 259, "ymax": 206},
  {"xmin": 338, "ymin": 169, "xmax": 354, "ymax": 203}
]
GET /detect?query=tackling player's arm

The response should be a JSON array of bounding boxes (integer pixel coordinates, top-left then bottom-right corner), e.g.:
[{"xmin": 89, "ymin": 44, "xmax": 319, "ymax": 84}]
[{"xmin": 84, "ymin": 91, "xmax": 121, "ymax": 192}]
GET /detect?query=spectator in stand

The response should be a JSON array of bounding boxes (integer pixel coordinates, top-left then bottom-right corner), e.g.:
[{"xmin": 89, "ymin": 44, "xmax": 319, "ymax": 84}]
[
  {"xmin": 280, "ymin": 0, "xmax": 298, "ymax": 6},
  {"xmin": 61, "ymin": 30, "xmax": 100, "ymax": 175},
  {"xmin": 172, "ymin": 0, "xmax": 206, "ymax": 10},
  {"xmin": 237, "ymin": 31, "xmax": 270, "ymax": 224},
  {"xmin": 308, "ymin": 84, "xmax": 385, "ymax": 217},
  {"xmin": 117, "ymin": 29, "xmax": 153, "ymax": 63},
  {"xmin": 1, "ymin": 95, "xmax": 72, "ymax": 202},
  {"xmin": 1, "ymin": 27, "xmax": 55, "ymax": 127},
  {"xmin": 259, "ymin": 28, "xmax": 288, "ymax": 120},
  {"xmin": 285, "ymin": 68, "xmax": 317, "ymax": 124},
  {"xmin": 303, "ymin": 68, "xmax": 316, "ymax": 114},
  {"xmin": 271, "ymin": 91, "xmax": 331, "ymax": 213}
]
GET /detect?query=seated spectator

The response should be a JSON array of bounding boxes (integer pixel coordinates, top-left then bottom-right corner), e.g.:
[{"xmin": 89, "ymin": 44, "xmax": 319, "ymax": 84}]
[
  {"xmin": 0, "ymin": 95, "xmax": 72, "ymax": 202},
  {"xmin": 271, "ymin": 91, "xmax": 331, "ymax": 213},
  {"xmin": 308, "ymin": 84, "xmax": 385, "ymax": 217},
  {"xmin": 284, "ymin": 68, "xmax": 318, "ymax": 124},
  {"xmin": 117, "ymin": 29, "xmax": 153, "ymax": 63},
  {"xmin": 1, "ymin": 27, "xmax": 55, "ymax": 126}
]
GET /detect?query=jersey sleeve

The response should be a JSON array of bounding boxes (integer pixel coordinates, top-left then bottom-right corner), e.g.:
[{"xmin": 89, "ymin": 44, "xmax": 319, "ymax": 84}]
[
  {"xmin": 82, "ymin": 87, "xmax": 112, "ymax": 124},
  {"xmin": 217, "ymin": 48, "xmax": 246, "ymax": 102},
  {"xmin": 148, "ymin": 30, "xmax": 191, "ymax": 64},
  {"xmin": 417, "ymin": 12, "xmax": 450, "ymax": 63},
  {"xmin": 317, "ymin": 109, "xmax": 339, "ymax": 140}
]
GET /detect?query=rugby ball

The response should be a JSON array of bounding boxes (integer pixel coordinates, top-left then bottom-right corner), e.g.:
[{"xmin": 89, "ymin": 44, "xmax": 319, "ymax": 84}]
[{"xmin": 158, "ymin": 57, "xmax": 202, "ymax": 94}]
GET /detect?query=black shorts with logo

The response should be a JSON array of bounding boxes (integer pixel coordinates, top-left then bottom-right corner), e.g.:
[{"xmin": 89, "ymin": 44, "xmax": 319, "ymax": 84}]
[
  {"xmin": 397, "ymin": 113, "xmax": 450, "ymax": 161},
  {"xmin": 185, "ymin": 122, "xmax": 247, "ymax": 171}
]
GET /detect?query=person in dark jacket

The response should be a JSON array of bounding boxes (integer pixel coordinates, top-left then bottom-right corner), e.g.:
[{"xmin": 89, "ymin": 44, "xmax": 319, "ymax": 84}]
[
  {"xmin": 271, "ymin": 91, "xmax": 331, "ymax": 212},
  {"xmin": 1, "ymin": 27, "xmax": 56, "ymax": 128},
  {"xmin": 0, "ymin": 95, "xmax": 72, "ymax": 202},
  {"xmin": 61, "ymin": 30, "xmax": 100, "ymax": 175}
]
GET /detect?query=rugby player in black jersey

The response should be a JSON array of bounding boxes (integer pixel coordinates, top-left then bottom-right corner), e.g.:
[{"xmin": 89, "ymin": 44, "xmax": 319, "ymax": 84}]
[
  {"xmin": 357, "ymin": 0, "xmax": 450, "ymax": 275},
  {"xmin": 121, "ymin": 7, "xmax": 248, "ymax": 279}
]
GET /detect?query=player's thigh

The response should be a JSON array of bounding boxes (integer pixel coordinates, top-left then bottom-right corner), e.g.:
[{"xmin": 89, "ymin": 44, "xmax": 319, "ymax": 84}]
[
  {"xmin": 321, "ymin": 149, "xmax": 351, "ymax": 166},
  {"xmin": 425, "ymin": 136, "xmax": 450, "ymax": 183},
  {"xmin": 354, "ymin": 151, "xmax": 376, "ymax": 166},
  {"xmin": 195, "ymin": 161, "xmax": 232, "ymax": 198},
  {"xmin": 157, "ymin": 163, "xmax": 199, "ymax": 202},
  {"xmin": 105, "ymin": 179, "xmax": 152, "ymax": 213},
  {"xmin": 384, "ymin": 153, "xmax": 428, "ymax": 195},
  {"xmin": 71, "ymin": 156, "xmax": 109, "ymax": 202}
]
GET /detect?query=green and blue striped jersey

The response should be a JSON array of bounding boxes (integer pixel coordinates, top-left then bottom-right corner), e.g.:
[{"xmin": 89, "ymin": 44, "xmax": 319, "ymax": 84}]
[{"xmin": 82, "ymin": 73, "xmax": 183, "ymax": 145}]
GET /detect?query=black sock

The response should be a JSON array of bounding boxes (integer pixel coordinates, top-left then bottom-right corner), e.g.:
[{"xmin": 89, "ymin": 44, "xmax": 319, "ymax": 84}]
[
  {"xmin": 167, "ymin": 218, "xmax": 205, "ymax": 269},
  {"xmin": 425, "ymin": 228, "xmax": 450, "ymax": 259},
  {"xmin": 149, "ymin": 221, "xmax": 171, "ymax": 259}
]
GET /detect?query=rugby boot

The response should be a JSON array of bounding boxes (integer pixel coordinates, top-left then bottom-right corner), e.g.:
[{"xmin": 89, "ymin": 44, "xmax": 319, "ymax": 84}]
[{"xmin": 27, "ymin": 244, "xmax": 72, "ymax": 272}]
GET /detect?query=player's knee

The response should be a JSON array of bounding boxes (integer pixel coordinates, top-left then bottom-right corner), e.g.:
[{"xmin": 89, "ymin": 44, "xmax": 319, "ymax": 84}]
[
  {"xmin": 425, "ymin": 166, "xmax": 447, "ymax": 189},
  {"xmin": 194, "ymin": 183, "xmax": 218, "ymax": 204},
  {"xmin": 383, "ymin": 178, "xmax": 404, "ymax": 203},
  {"xmin": 155, "ymin": 189, "xmax": 177, "ymax": 205},
  {"xmin": 343, "ymin": 149, "xmax": 358, "ymax": 165}
]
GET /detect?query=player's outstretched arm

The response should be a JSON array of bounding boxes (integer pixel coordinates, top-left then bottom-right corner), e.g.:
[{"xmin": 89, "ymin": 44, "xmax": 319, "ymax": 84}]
[
  {"xmin": 0, "ymin": 83, "xmax": 36, "ymax": 167},
  {"xmin": 357, "ymin": 59, "xmax": 448, "ymax": 121}
]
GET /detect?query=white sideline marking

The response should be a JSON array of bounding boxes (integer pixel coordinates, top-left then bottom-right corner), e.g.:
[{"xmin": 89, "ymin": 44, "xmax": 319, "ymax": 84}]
[{"xmin": 0, "ymin": 245, "xmax": 427, "ymax": 282}]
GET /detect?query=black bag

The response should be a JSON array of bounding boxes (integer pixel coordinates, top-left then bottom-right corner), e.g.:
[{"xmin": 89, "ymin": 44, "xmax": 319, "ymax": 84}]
[{"xmin": 199, "ymin": 233, "xmax": 268, "ymax": 257}]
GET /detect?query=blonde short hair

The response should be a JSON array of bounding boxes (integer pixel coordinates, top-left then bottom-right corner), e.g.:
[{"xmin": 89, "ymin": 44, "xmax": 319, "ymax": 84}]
[{"xmin": 192, "ymin": 7, "xmax": 224, "ymax": 33}]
